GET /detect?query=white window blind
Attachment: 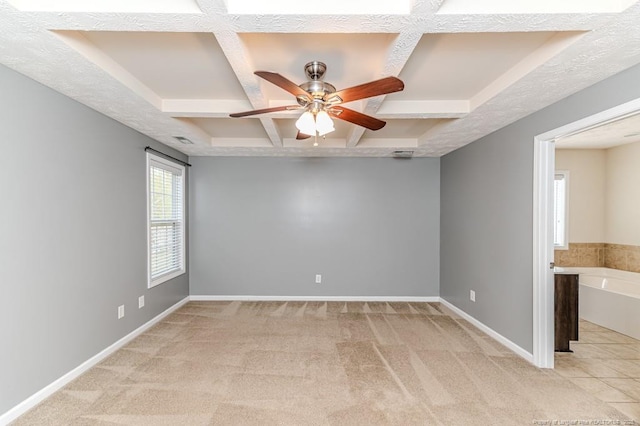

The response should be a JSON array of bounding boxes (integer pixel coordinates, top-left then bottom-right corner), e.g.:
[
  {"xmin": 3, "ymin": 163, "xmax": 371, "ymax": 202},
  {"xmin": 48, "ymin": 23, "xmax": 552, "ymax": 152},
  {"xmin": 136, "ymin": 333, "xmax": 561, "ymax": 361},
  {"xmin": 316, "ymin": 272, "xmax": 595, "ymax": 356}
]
[
  {"xmin": 553, "ymin": 171, "xmax": 569, "ymax": 250},
  {"xmin": 147, "ymin": 154, "xmax": 185, "ymax": 287}
]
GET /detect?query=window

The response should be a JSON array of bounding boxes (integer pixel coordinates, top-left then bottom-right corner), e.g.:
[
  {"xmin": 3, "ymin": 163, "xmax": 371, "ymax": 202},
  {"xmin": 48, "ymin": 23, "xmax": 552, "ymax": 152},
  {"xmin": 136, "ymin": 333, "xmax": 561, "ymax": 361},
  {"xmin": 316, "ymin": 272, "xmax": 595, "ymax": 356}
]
[
  {"xmin": 554, "ymin": 171, "xmax": 569, "ymax": 250},
  {"xmin": 147, "ymin": 153, "xmax": 185, "ymax": 287}
]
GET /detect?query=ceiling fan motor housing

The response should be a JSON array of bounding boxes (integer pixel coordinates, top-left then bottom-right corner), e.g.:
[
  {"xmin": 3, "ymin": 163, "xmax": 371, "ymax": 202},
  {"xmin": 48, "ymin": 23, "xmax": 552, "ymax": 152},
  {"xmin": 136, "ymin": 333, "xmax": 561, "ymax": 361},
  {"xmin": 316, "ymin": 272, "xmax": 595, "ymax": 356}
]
[
  {"xmin": 297, "ymin": 81, "xmax": 336, "ymax": 104},
  {"xmin": 297, "ymin": 61, "xmax": 337, "ymax": 107}
]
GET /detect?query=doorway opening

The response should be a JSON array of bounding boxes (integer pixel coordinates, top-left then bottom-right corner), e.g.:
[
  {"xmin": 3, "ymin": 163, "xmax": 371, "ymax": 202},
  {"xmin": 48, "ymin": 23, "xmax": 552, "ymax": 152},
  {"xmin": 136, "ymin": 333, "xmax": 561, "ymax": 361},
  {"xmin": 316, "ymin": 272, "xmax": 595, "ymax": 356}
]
[{"xmin": 532, "ymin": 97, "xmax": 640, "ymax": 368}]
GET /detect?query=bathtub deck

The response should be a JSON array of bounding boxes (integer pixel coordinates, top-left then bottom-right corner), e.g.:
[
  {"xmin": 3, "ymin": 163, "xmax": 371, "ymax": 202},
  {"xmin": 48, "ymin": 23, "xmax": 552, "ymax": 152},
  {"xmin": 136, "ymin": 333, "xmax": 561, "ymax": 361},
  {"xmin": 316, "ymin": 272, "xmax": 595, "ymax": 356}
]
[{"xmin": 555, "ymin": 320, "xmax": 640, "ymax": 422}]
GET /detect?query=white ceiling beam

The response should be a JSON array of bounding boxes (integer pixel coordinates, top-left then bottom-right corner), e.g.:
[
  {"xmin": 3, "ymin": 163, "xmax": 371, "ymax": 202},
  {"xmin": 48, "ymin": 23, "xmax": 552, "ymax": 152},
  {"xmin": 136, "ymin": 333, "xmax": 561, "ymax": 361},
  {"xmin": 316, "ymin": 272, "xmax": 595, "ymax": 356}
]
[
  {"xmin": 340, "ymin": 2, "xmax": 437, "ymax": 148},
  {"xmin": 163, "ymin": 99, "xmax": 470, "ymax": 119},
  {"xmin": 15, "ymin": 0, "xmax": 615, "ymax": 35},
  {"xmin": 345, "ymin": 127, "xmax": 367, "ymax": 148},
  {"xmin": 182, "ymin": 146, "xmax": 424, "ymax": 157},
  {"xmin": 213, "ymin": 26, "xmax": 283, "ymax": 147},
  {"xmin": 419, "ymin": 0, "xmax": 448, "ymax": 14},
  {"xmin": 162, "ymin": 99, "xmax": 252, "ymax": 117},
  {"xmin": 355, "ymin": 138, "xmax": 419, "ymax": 148},
  {"xmin": 436, "ymin": 0, "xmax": 637, "ymax": 14},
  {"xmin": 470, "ymin": 31, "xmax": 587, "ymax": 110},
  {"xmin": 258, "ymin": 117, "xmax": 283, "ymax": 146},
  {"xmin": 196, "ymin": 0, "xmax": 284, "ymax": 146},
  {"xmin": 347, "ymin": 31, "xmax": 423, "ymax": 147},
  {"xmin": 224, "ymin": 14, "xmax": 611, "ymax": 34},
  {"xmin": 225, "ymin": 0, "xmax": 412, "ymax": 15},
  {"xmin": 416, "ymin": 120, "xmax": 455, "ymax": 148},
  {"xmin": 54, "ymin": 30, "xmax": 162, "ymax": 110},
  {"xmin": 5, "ymin": 0, "xmax": 203, "ymax": 13},
  {"xmin": 210, "ymin": 138, "xmax": 273, "ymax": 147},
  {"xmin": 283, "ymin": 138, "xmax": 347, "ymax": 149},
  {"xmin": 3, "ymin": 0, "xmax": 613, "ymax": 59},
  {"xmin": 163, "ymin": 98, "xmax": 306, "ymax": 118},
  {"xmin": 376, "ymin": 100, "xmax": 470, "ymax": 118}
]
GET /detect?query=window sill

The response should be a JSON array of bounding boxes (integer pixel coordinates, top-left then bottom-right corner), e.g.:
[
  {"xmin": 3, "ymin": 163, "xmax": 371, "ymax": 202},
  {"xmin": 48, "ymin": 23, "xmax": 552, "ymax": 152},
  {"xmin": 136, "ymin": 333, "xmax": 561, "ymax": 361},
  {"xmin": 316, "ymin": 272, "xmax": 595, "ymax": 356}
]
[{"xmin": 148, "ymin": 269, "xmax": 186, "ymax": 288}]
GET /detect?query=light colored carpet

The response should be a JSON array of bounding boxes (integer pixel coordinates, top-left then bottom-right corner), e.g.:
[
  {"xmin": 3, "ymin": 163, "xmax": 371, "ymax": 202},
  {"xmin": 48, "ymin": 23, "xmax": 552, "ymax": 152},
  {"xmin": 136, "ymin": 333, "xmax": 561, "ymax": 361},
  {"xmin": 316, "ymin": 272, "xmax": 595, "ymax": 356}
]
[{"xmin": 13, "ymin": 301, "xmax": 633, "ymax": 425}]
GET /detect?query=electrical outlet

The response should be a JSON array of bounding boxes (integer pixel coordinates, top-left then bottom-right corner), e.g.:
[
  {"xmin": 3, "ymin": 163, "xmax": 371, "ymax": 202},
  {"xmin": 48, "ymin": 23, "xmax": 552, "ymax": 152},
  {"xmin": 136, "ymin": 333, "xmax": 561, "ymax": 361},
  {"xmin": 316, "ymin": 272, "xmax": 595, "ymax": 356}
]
[
  {"xmin": 470, "ymin": 290, "xmax": 476, "ymax": 302},
  {"xmin": 138, "ymin": 295, "xmax": 145, "ymax": 309},
  {"xmin": 118, "ymin": 305, "xmax": 125, "ymax": 319},
  {"xmin": 315, "ymin": 274, "xmax": 322, "ymax": 284}
]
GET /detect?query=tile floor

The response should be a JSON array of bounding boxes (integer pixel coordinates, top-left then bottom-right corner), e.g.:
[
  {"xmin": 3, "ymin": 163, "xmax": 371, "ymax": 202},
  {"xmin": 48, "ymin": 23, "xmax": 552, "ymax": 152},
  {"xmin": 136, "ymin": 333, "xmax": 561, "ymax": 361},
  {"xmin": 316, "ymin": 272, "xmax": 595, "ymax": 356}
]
[{"xmin": 555, "ymin": 319, "xmax": 640, "ymax": 422}]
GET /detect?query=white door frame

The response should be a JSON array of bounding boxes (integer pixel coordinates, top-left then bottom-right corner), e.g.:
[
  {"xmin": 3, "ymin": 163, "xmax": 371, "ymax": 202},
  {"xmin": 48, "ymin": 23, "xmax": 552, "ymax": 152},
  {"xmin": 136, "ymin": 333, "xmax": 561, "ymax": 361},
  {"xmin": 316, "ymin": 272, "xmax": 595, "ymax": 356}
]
[{"xmin": 532, "ymin": 97, "xmax": 640, "ymax": 368}]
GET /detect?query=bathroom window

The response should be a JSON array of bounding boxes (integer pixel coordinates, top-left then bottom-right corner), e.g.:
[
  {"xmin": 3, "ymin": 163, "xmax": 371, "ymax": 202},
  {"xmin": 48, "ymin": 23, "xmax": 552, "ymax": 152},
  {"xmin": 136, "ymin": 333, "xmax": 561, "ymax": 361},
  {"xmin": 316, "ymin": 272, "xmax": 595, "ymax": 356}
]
[
  {"xmin": 147, "ymin": 153, "xmax": 186, "ymax": 288},
  {"xmin": 554, "ymin": 171, "xmax": 569, "ymax": 250}
]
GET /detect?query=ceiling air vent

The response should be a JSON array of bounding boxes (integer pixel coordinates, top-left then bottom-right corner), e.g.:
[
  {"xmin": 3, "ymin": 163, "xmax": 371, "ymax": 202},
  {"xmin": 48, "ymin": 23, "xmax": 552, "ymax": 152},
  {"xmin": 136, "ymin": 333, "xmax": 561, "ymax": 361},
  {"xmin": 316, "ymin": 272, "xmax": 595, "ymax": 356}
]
[
  {"xmin": 174, "ymin": 136, "xmax": 194, "ymax": 145},
  {"xmin": 392, "ymin": 150, "xmax": 414, "ymax": 158}
]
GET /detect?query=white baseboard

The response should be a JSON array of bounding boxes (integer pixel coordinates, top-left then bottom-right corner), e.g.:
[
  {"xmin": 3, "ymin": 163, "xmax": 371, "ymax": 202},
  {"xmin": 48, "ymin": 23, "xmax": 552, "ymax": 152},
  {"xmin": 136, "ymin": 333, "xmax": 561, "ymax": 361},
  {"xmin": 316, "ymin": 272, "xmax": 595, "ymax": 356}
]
[
  {"xmin": 439, "ymin": 298, "xmax": 534, "ymax": 364},
  {"xmin": 0, "ymin": 296, "xmax": 190, "ymax": 426},
  {"xmin": 190, "ymin": 295, "xmax": 440, "ymax": 302}
]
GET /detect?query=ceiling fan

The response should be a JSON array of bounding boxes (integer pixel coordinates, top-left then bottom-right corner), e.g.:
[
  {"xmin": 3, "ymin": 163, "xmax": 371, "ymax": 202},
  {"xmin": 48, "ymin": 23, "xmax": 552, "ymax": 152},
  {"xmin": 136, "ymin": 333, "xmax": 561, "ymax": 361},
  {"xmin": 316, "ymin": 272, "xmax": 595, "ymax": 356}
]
[{"xmin": 229, "ymin": 61, "xmax": 404, "ymax": 140}]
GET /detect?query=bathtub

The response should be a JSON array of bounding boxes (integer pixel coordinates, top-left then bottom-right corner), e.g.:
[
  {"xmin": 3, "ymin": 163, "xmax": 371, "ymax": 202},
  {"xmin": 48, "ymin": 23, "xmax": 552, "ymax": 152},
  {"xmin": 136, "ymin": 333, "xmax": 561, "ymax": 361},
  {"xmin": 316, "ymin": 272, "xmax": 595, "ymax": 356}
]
[{"xmin": 555, "ymin": 267, "xmax": 640, "ymax": 340}]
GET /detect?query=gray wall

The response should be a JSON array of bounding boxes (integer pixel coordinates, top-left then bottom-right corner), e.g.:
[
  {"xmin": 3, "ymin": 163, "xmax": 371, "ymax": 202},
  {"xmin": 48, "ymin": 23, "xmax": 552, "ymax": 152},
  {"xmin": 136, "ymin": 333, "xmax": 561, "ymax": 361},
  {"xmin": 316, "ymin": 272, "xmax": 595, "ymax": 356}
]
[
  {"xmin": 190, "ymin": 157, "xmax": 440, "ymax": 297},
  {"xmin": 440, "ymin": 63, "xmax": 640, "ymax": 352},
  {"xmin": 0, "ymin": 65, "xmax": 189, "ymax": 415}
]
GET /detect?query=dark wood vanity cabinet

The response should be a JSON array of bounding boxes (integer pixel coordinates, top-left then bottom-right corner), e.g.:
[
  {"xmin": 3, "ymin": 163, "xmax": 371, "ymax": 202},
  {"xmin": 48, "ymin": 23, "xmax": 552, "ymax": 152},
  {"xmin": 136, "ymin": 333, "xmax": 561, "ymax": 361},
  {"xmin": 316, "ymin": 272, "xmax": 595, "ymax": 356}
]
[{"xmin": 554, "ymin": 273, "xmax": 579, "ymax": 352}]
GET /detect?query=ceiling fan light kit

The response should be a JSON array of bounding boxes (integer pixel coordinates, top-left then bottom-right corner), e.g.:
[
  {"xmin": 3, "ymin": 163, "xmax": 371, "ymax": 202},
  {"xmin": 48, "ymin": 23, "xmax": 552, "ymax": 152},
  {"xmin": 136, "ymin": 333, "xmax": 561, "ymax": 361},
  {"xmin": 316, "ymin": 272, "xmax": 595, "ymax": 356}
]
[
  {"xmin": 295, "ymin": 111, "xmax": 316, "ymax": 135},
  {"xmin": 230, "ymin": 61, "xmax": 404, "ymax": 143},
  {"xmin": 315, "ymin": 110, "xmax": 335, "ymax": 136}
]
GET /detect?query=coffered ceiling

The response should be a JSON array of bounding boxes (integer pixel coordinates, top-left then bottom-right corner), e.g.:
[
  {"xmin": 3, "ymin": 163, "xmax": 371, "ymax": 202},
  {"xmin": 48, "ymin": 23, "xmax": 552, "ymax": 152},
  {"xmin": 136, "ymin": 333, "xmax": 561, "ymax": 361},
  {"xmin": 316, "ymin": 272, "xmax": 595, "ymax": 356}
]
[{"xmin": 2, "ymin": 0, "xmax": 640, "ymax": 157}]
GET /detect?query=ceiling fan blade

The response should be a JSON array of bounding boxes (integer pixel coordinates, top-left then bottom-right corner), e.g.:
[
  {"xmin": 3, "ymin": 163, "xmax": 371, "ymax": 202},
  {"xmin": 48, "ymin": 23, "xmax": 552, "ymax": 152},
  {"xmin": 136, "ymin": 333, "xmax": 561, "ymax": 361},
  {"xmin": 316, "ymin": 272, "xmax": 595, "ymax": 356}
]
[
  {"xmin": 255, "ymin": 71, "xmax": 312, "ymax": 101},
  {"xmin": 328, "ymin": 76, "xmax": 404, "ymax": 104},
  {"xmin": 229, "ymin": 105, "xmax": 301, "ymax": 118},
  {"xmin": 296, "ymin": 131, "xmax": 311, "ymax": 140},
  {"xmin": 328, "ymin": 106, "xmax": 386, "ymax": 131}
]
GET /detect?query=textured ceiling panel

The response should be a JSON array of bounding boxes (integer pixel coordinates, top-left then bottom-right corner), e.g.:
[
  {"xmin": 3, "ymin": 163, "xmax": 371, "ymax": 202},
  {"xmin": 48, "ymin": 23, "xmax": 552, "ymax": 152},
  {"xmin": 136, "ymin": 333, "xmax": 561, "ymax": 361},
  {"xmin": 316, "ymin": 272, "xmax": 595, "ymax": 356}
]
[
  {"xmin": 396, "ymin": 32, "xmax": 557, "ymax": 100},
  {"xmin": 80, "ymin": 32, "xmax": 245, "ymax": 100},
  {"xmin": 239, "ymin": 33, "xmax": 398, "ymax": 101}
]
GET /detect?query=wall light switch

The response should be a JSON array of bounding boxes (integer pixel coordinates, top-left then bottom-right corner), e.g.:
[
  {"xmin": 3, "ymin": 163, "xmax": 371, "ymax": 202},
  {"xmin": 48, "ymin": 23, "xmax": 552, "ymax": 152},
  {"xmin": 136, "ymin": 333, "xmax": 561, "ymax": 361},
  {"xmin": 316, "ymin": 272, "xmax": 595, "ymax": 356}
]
[
  {"xmin": 315, "ymin": 274, "xmax": 322, "ymax": 284},
  {"xmin": 470, "ymin": 290, "xmax": 476, "ymax": 302},
  {"xmin": 138, "ymin": 295, "xmax": 145, "ymax": 309},
  {"xmin": 118, "ymin": 305, "xmax": 125, "ymax": 319}
]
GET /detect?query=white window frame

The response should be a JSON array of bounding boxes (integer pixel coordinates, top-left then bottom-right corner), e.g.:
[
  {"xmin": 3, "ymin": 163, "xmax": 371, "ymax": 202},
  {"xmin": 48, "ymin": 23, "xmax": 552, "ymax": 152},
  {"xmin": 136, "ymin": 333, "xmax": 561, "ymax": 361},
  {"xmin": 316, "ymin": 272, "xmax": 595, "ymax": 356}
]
[
  {"xmin": 554, "ymin": 170, "xmax": 570, "ymax": 250},
  {"xmin": 146, "ymin": 153, "xmax": 186, "ymax": 288}
]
